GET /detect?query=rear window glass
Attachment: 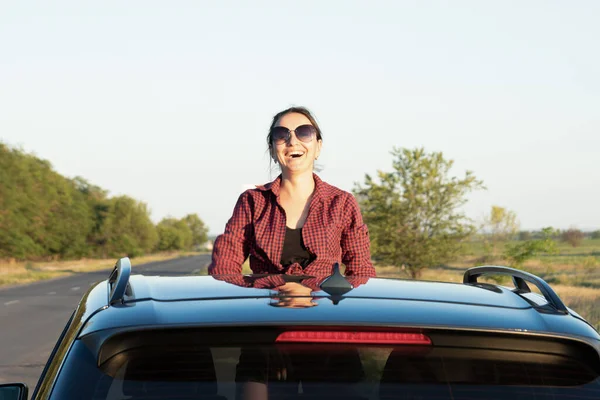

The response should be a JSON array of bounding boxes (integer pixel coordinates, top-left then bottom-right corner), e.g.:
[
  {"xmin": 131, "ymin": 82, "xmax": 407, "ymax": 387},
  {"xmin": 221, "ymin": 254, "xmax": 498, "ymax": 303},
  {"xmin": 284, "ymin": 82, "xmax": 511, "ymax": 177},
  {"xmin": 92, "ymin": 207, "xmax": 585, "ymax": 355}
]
[{"xmin": 50, "ymin": 330, "xmax": 600, "ymax": 400}]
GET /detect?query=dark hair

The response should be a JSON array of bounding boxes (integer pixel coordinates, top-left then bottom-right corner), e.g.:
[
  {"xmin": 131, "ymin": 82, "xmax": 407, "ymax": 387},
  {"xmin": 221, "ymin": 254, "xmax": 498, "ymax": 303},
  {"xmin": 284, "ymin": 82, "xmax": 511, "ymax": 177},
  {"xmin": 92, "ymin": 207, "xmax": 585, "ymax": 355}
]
[{"xmin": 267, "ymin": 106, "xmax": 323, "ymax": 153}]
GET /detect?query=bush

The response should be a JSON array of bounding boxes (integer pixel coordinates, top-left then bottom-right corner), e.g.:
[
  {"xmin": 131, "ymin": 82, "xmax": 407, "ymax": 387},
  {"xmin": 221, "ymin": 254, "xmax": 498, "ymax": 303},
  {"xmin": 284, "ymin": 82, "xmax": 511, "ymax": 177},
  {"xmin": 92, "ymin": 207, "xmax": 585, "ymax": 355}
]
[
  {"xmin": 561, "ymin": 229, "xmax": 584, "ymax": 248},
  {"xmin": 518, "ymin": 231, "xmax": 532, "ymax": 241},
  {"xmin": 582, "ymin": 256, "xmax": 599, "ymax": 271},
  {"xmin": 504, "ymin": 227, "xmax": 558, "ymax": 268}
]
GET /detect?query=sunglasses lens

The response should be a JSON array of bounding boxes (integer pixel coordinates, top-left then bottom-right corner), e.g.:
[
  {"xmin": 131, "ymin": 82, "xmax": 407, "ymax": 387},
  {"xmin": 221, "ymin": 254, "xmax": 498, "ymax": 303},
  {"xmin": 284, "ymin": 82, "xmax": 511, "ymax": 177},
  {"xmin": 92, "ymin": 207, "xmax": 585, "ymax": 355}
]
[
  {"xmin": 295, "ymin": 125, "xmax": 317, "ymax": 142},
  {"xmin": 271, "ymin": 127, "xmax": 289, "ymax": 144}
]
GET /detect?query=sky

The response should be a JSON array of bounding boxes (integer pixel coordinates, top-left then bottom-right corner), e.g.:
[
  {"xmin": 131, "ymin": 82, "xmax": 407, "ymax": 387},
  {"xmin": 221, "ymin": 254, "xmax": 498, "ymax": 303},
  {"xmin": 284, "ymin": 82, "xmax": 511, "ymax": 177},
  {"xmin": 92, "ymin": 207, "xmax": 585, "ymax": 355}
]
[{"xmin": 1, "ymin": 0, "xmax": 599, "ymax": 235}]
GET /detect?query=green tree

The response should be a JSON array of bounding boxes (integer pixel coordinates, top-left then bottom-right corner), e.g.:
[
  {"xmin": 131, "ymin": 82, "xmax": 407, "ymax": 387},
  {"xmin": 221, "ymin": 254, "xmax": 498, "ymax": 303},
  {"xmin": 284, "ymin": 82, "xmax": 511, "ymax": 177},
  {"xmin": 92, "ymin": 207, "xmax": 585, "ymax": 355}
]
[
  {"xmin": 156, "ymin": 217, "xmax": 193, "ymax": 251},
  {"xmin": 0, "ymin": 144, "xmax": 93, "ymax": 259},
  {"xmin": 0, "ymin": 144, "xmax": 49, "ymax": 258},
  {"xmin": 354, "ymin": 147, "xmax": 485, "ymax": 279},
  {"xmin": 182, "ymin": 214, "xmax": 209, "ymax": 248},
  {"xmin": 504, "ymin": 227, "xmax": 558, "ymax": 268},
  {"xmin": 42, "ymin": 178, "xmax": 93, "ymax": 258},
  {"xmin": 72, "ymin": 176, "xmax": 111, "ymax": 255},
  {"xmin": 592, "ymin": 230, "xmax": 600, "ymax": 240},
  {"xmin": 101, "ymin": 196, "xmax": 158, "ymax": 257}
]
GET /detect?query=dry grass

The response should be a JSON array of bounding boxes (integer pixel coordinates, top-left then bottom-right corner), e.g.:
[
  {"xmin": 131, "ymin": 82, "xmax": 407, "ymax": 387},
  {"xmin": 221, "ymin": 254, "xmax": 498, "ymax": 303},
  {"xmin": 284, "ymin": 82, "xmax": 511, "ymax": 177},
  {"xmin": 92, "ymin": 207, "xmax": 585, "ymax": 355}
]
[
  {"xmin": 374, "ymin": 265, "xmax": 468, "ymax": 282},
  {"xmin": 0, "ymin": 251, "xmax": 204, "ymax": 287}
]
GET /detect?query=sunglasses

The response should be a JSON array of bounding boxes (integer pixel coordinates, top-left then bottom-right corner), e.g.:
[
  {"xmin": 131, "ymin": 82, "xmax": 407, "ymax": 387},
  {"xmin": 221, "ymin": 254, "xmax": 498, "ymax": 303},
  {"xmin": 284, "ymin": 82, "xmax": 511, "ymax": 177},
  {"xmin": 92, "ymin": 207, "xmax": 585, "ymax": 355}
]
[{"xmin": 270, "ymin": 124, "xmax": 317, "ymax": 145}]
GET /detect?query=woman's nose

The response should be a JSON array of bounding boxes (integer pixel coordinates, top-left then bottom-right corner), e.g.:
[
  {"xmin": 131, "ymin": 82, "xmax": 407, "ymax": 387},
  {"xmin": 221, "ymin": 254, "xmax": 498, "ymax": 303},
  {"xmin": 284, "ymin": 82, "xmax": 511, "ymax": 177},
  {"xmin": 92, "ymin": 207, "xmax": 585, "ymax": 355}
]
[{"xmin": 287, "ymin": 131, "xmax": 300, "ymax": 145}]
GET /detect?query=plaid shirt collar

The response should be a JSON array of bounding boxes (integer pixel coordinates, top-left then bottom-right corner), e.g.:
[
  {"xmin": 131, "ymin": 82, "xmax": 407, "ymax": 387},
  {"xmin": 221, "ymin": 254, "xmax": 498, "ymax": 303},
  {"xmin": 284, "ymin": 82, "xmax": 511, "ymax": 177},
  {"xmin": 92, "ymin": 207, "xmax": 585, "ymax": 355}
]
[{"xmin": 255, "ymin": 173, "xmax": 325, "ymax": 201}]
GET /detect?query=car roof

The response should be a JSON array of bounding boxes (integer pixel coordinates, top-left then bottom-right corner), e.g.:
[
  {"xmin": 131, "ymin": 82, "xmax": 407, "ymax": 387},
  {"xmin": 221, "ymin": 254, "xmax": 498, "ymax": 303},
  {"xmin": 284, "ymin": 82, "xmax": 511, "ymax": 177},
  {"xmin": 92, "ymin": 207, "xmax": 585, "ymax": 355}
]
[
  {"xmin": 114, "ymin": 274, "xmax": 536, "ymax": 306},
  {"xmin": 74, "ymin": 261, "xmax": 600, "ymax": 344}
]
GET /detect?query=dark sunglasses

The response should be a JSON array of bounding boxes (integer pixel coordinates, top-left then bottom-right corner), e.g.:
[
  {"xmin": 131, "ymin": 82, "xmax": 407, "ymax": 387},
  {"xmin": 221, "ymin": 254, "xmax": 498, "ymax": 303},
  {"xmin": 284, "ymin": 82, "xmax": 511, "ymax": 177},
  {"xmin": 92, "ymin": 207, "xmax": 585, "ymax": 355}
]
[{"xmin": 270, "ymin": 124, "xmax": 317, "ymax": 145}]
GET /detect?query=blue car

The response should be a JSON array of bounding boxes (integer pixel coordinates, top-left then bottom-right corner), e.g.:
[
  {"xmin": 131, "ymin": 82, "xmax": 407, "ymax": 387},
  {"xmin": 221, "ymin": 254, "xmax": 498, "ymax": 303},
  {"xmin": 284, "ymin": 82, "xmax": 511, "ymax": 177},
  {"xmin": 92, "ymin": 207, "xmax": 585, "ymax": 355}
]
[{"xmin": 1, "ymin": 258, "xmax": 599, "ymax": 399}]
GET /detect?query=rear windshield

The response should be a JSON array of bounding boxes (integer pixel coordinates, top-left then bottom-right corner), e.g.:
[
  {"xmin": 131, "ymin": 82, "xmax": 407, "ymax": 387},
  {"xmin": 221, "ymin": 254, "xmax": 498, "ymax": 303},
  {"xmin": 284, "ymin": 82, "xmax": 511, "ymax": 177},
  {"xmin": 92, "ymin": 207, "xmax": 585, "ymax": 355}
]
[{"xmin": 50, "ymin": 329, "xmax": 600, "ymax": 400}]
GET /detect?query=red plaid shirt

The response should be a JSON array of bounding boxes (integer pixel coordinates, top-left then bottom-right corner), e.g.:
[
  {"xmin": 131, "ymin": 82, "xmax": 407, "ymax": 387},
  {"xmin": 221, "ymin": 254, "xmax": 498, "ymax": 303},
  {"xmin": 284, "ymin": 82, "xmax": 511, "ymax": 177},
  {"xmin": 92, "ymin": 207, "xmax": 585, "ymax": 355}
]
[{"xmin": 208, "ymin": 174, "xmax": 375, "ymax": 277}]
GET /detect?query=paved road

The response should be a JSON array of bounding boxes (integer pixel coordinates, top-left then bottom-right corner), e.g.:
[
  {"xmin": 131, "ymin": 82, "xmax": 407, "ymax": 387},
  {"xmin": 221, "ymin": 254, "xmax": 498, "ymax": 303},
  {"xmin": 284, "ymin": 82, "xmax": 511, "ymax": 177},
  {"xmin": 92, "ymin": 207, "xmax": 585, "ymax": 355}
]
[{"xmin": 0, "ymin": 254, "xmax": 212, "ymax": 395}]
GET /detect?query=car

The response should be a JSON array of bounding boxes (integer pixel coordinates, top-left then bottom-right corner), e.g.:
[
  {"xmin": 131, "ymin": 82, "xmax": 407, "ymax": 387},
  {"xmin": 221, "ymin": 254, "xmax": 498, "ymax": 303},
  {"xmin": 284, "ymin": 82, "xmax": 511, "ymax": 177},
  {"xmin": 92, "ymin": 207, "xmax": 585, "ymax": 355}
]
[{"xmin": 1, "ymin": 257, "xmax": 599, "ymax": 400}]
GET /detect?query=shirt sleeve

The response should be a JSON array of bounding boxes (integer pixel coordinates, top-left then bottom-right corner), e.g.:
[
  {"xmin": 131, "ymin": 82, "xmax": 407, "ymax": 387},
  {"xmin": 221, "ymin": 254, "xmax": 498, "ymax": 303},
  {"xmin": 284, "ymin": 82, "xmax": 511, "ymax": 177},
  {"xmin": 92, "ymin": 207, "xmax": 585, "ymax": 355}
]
[
  {"xmin": 340, "ymin": 193, "xmax": 376, "ymax": 277},
  {"xmin": 208, "ymin": 191, "xmax": 253, "ymax": 275}
]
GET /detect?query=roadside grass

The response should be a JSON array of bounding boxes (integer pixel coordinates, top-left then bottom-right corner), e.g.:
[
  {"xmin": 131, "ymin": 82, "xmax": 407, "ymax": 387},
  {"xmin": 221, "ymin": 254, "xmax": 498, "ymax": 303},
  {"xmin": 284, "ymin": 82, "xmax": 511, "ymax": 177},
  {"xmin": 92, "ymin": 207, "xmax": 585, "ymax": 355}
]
[
  {"xmin": 0, "ymin": 251, "xmax": 205, "ymax": 287},
  {"xmin": 465, "ymin": 238, "xmax": 600, "ymax": 266}
]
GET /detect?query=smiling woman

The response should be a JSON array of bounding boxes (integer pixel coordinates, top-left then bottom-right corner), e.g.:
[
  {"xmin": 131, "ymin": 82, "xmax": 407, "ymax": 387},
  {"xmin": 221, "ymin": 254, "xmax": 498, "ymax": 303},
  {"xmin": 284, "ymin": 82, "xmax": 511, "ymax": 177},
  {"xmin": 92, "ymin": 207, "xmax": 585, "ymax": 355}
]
[
  {"xmin": 268, "ymin": 109, "xmax": 322, "ymax": 176},
  {"xmin": 208, "ymin": 106, "xmax": 375, "ymax": 278}
]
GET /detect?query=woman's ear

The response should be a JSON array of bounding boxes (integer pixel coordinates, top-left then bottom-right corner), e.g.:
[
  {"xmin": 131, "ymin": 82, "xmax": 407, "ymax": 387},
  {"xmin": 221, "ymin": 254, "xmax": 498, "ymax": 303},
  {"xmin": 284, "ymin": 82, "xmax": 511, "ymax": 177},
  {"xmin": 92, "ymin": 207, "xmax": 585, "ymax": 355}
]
[{"xmin": 315, "ymin": 139, "xmax": 323, "ymax": 160}]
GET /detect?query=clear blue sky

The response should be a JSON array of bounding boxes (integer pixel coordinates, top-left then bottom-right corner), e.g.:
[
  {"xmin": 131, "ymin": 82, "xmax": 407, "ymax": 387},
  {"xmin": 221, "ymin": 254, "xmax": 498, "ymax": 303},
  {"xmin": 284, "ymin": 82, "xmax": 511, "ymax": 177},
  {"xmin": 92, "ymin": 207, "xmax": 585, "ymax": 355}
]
[{"xmin": 1, "ymin": 1, "xmax": 599, "ymax": 235}]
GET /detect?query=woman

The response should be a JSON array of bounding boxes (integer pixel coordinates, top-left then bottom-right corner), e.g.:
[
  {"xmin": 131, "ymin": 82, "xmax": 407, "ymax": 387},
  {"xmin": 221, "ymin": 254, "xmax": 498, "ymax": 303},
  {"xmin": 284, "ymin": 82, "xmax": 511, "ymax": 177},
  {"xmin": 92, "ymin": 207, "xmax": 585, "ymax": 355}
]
[{"xmin": 208, "ymin": 106, "xmax": 375, "ymax": 277}]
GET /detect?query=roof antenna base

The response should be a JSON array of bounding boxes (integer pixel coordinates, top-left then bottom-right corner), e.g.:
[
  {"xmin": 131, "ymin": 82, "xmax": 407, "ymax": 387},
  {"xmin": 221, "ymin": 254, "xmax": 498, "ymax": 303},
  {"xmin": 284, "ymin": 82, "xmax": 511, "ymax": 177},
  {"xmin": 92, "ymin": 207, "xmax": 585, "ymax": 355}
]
[{"xmin": 320, "ymin": 263, "xmax": 354, "ymax": 300}]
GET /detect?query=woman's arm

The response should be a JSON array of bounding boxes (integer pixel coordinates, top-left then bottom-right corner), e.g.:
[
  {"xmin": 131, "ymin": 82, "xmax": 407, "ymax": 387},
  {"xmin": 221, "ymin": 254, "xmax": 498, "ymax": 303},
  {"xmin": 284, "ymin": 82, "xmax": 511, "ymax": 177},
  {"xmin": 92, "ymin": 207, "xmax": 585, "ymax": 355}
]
[
  {"xmin": 340, "ymin": 194, "xmax": 376, "ymax": 277},
  {"xmin": 208, "ymin": 191, "xmax": 253, "ymax": 275}
]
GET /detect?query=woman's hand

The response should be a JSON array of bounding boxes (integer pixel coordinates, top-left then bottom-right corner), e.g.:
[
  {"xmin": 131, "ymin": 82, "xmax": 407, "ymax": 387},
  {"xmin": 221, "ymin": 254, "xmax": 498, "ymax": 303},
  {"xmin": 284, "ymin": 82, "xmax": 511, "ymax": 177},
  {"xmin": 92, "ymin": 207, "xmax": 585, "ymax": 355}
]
[{"xmin": 273, "ymin": 282, "xmax": 316, "ymax": 308}]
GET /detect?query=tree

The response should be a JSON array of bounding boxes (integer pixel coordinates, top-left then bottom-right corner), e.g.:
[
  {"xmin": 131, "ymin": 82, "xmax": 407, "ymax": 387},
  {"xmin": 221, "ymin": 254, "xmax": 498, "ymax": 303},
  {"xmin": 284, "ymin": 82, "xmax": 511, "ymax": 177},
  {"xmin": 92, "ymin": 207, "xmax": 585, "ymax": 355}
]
[
  {"xmin": 182, "ymin": 214, "xmax": 209, "ymax": 248},
  {"xmin": 481, "ymin": 206, "xmax": 519, "ymax": 258},
  {"xmin": 592, "ymin": 230, "xmax": 600, "ymax": 240},
  {"xmin": 156, "ymin": 217, "xmax": 193, "ymax": 251},
  {"xmin": 485, "ymin": 206, "xmax": 519, "ymax": 241},
  {"xmin": 72, "ymin": 177, "xmax": 111, "ymax": 254},
  {"xmin": 504, "ymin": 227, "xmax": 558, "ymax": 268},
  {"xmin": 0, "ymin": 144, "xmax": 93, "ymax": 259},
  {"xmin": 354, "ymin": 147, "xmax": 485, "ymax": 279},
  {"xmin": 101, "ymin": 196, "xmax": 158, "ymax": 257},
  {"xmin": 561, "ymin": 228, "xmax": 584, "ymax": 248}
]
